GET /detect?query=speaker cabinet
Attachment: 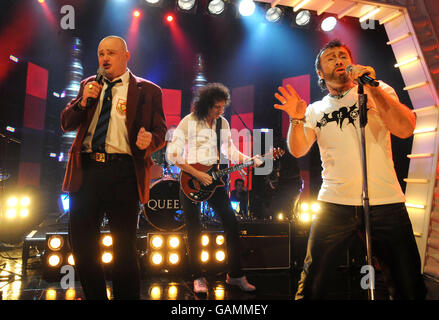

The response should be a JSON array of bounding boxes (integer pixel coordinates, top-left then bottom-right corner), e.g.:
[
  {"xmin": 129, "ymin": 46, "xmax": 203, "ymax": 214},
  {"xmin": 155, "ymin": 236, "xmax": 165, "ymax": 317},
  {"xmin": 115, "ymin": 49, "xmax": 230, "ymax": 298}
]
[{"xmin": 239, "ymin": 221, "xmax": 290, "ymax": 270}]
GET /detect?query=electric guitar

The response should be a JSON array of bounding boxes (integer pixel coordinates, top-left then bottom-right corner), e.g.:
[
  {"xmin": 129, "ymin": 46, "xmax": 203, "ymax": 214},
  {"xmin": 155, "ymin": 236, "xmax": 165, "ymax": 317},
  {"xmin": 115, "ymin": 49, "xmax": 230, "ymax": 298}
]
[{"xmin": 180, "ymin": 148, "xmax": 285, "ymax": 202}]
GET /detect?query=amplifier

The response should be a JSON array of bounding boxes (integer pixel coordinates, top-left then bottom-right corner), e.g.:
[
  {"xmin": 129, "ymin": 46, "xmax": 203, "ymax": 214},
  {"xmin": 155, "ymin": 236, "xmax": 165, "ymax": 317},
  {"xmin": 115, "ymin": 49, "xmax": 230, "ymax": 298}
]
[{"xmin": 239, "ymin": 221, "xmax": 291, "ymax": 270}]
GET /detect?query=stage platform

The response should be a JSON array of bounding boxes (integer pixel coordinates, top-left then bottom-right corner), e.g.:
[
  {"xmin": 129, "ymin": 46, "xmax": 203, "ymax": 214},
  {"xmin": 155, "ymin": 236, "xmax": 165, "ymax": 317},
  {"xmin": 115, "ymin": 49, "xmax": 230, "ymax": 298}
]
[{"xmin": 1, "ymin": 212, "xmax": 439, "ymax": 301}]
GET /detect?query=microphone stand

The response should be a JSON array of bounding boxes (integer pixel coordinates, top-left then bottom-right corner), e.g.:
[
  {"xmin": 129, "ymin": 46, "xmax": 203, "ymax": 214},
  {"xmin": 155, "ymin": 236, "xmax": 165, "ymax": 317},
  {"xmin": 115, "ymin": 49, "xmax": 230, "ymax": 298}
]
[
  {"xmin": 229, "ymin": 106, "xmax": 252, "ymax": 219},
  {"xmin": 358, "ymin": 82, "xmax": 375, "ymax": 300}
]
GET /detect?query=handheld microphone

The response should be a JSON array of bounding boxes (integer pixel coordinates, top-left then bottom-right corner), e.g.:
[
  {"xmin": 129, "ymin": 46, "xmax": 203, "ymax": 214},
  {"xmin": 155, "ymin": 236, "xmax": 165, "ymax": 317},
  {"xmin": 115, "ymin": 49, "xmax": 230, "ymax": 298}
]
[
  {"xmin": 85, "ymin": 67, "xmax": 106, "ymax": 109},
  {"xmin": 346, "ymin": 65, "xmax": 379, "ymax": 87}
]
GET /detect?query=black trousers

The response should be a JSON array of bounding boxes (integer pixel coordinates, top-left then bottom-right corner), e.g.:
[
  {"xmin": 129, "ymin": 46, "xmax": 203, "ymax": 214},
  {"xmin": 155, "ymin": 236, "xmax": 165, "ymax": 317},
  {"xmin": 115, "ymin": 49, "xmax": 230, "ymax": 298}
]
[
  {"xmin": 179, "ymin": 187, "xmax": 243, "ymax": 279},
  {"xmin": 295, "ymin": 202, "xmax": 427, "ymax": 300},
  {"xmin": 68, "ymin": 155, "xmax": 140, "ymax": 300}
]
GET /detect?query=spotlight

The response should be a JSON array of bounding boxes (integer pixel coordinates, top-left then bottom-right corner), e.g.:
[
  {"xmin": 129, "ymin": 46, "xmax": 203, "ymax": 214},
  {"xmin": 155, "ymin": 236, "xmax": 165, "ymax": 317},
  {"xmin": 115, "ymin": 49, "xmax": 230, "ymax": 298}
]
[
  {"xmin": 201, "ymin": 234, "xmax": 210, "ymax": 246},
  {"xmin": 177, "ymin": 0, "xmax": 196, "ymax": 11},
  {"xmin": 65, "ymin": 288, "xmax": 76, "ymax": 300},
  {"xmin": 168, "ymin": 285, "xmax": 178, "ymax": 299},
  {"xmin": 295, "ymin": 10, "xmax": 311, "ymax": 26},
  {"xmin": 201, "ymin": 250, "xmax": 209, "ymax": 263},
  {"xmin": 168, "ymin": 236, "xmax": 180, "ymax": 248},
  {"xmin": 300, "ymin": 212, "xmax": 310, "ymax": 222},
  {"xmin": 145, "ymin": 0, "xmax": 161, "ymax": 5},
  {"xmin": 67, "ymin": 254, "xmax": 75, "ymax": 266},
  {"xmin": 47, "ymin": 254, "xmax": 62, "ymax": 267},
  {"xmin": 208, "ymin": 0, "xmax": 225, "ymax": 15},
  {"xmin": 48, "ymin": 235, "xmax": 64, "ymax": 251},
  {"xmin": 215, "ymin": 235, "xmax": 225, "ymax": 246},
  {"xmin": 277, "ymin": 212, "xmax": 284, "ymax": 220},
  {"xmin": 20, "ymin": 209, "xmax": 29, "ymax": 218},
  {"xmin": 150, "ymin": 286, "xmax": 161, "ymax": 299},
  {"xmin": 102, "ymin": 252, "xmax": 113, "ymax": 264},
  {"xmin": 166, "ymin": 14, "xmax": 174, "ymax": 22},
  {"xmin": 102, "ymin": 235, "xmax": 113, "ymax": 247},
  {"xmin": 151, "ymin": 235, "xmax": 164, "ymax": 249},
  {"xmin": 6, "ymin": 209, "xmax": 16, "ymax": 219},
  {"xmin": 238, "ymin": 0, "xmax": 255, "ymax": 17},
  {"xmin": 7, "ymin": 197, "xmax": 18, "ymax": 207},
  {"xmin": 168, "ymin": 253, "xmax": 180, "ymax": 265},
  {"xmin": 151, "ymin": 252, "xmax": 164, "ymax": 265},
  {"xmin": 301, "ymin": 202, "xmax": 309, "ymax": 211},
  {"xmin": 133, "ymin": 10, "xmax": 141, "ymax": 17},
  {"xmin": 265, "ymin": 6, "xmax": 282, "ymax": 23},
  {"xmin": 215, "ymin": 250, "xmax": 226, "ymax": 262},
  {"xmin": 311, "ymin": 203, "xmax": 321, "ymax": 212},
  {"xmin": 321, "ymin": 16, "xmax": 337, "ymax": 32},
  {"xmin": 46, "ymin": 289, "xmax": 56, "ymax": 300}
]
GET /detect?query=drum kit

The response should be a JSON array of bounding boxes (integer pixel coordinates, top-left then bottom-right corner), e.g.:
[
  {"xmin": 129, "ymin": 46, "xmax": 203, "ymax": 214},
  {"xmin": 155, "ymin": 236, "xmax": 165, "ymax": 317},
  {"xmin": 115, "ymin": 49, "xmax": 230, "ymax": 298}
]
[{"xmin": 139, "ymin": 148, "xmax": 226, "ymax": 232}]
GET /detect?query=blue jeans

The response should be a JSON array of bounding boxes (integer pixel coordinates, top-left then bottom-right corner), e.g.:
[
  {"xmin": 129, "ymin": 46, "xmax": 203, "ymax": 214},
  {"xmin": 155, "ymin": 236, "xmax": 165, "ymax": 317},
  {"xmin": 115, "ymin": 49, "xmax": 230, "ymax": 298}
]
[{"xmin": 295, "ymin": 202, "xmax": 427, "ymax": 299}]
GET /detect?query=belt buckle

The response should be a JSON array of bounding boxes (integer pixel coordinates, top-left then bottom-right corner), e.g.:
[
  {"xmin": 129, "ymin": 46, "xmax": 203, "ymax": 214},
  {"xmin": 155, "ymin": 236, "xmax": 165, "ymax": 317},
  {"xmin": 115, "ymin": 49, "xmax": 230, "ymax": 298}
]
[{"xmin": 95, "ymin": 152, "xmax": 106, "ymax": 163}]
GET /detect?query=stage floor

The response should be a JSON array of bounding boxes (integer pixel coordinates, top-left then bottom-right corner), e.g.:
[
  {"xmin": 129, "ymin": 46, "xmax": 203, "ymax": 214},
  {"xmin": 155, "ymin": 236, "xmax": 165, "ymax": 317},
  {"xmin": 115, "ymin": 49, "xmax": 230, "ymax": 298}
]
[{"xmin": 1, "ymin": 212, "xmax": 439, "ymax": 301}]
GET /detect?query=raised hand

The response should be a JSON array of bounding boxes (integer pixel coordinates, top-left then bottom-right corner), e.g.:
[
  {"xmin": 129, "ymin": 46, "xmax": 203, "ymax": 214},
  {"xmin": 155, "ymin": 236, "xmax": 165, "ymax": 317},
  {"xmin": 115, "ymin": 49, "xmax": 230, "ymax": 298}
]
[{"xmin": 274, "ymin": 84, "xmax": 307, "ymax": 118}]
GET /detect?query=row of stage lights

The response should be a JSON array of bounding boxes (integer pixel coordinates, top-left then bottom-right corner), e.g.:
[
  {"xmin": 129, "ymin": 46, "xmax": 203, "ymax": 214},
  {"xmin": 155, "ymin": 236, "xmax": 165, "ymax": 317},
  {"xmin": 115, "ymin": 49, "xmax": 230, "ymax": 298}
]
[
  {"xmin": 3, "ymin": 196, "xmax": 32, "ymax": 220},
  {"xmin": 139, "ymin": 0, "xmax": 338, "ymax": 31},
  {"xmin": 43, "ymin": 231, "xmax": 227, "ymax": 279}
]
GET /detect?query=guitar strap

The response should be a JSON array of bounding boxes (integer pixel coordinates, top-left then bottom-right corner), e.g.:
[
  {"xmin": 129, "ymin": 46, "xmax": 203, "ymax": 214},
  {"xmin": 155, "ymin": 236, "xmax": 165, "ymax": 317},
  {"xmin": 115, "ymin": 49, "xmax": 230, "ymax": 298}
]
[{"xmin": 216, "ymin": 117, "xmax": 222, "ymax": 166}]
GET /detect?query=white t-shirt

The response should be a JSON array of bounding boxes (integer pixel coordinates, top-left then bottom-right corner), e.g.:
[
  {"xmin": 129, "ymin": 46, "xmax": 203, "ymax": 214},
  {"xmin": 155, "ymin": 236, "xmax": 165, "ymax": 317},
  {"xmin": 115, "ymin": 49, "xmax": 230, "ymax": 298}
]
[
  {"xmin": 304, "ymin": 81, "xmax": 405, "ymax": 206},
  {"xmin": 166, "ymin": 113, "xmax": 248, "ymax": 166}
]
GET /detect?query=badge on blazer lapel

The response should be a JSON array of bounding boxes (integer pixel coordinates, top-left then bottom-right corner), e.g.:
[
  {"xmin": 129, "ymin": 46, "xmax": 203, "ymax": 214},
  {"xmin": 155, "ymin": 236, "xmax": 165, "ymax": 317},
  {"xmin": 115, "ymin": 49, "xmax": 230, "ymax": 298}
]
[{"xmin": 116, "ymin": 98, "xmax": 127, "ymax": 115}]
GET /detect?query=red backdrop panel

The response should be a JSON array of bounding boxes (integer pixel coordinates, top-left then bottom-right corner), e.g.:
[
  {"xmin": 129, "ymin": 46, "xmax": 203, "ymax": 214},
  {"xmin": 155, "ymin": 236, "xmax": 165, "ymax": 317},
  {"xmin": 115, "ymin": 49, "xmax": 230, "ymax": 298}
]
[{"xmin": 162, "ymin": 88, "xmax": 182, "ymax": 128}]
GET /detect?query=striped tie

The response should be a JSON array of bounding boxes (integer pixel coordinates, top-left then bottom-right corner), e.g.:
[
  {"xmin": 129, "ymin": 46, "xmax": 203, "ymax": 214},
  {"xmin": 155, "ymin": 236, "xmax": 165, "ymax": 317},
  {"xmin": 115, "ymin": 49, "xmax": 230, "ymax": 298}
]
[{"xmin": 91, "ymin": 79, "xmax": 122, "ymax": 152}]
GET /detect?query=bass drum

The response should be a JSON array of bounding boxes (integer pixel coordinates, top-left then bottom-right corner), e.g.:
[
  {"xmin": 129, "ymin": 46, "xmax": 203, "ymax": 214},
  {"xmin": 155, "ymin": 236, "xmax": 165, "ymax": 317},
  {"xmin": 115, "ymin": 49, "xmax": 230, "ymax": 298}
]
[{"xmin": 143, "ymin": 178, "xmax": 185, "ymax": 232}]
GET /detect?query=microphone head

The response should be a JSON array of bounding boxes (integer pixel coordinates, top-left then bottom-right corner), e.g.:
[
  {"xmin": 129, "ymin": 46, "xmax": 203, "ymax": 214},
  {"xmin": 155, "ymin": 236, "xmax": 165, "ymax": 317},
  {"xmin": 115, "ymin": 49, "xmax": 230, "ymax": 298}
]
[
  {"xmin": 95, "ymin": 67, "xmax": 106, "ymax": 84},
  {"xmin": 345, "ymin": 65, "xmax": 353, "ymax": 73}
]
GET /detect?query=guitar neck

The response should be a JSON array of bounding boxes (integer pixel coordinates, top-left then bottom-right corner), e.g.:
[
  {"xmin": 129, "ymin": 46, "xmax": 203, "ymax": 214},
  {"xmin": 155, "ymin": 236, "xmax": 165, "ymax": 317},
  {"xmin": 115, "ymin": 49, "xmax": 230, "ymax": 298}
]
[{"xmin": 215, "ymin": 160, "xmax": 255, "ymax": 178}]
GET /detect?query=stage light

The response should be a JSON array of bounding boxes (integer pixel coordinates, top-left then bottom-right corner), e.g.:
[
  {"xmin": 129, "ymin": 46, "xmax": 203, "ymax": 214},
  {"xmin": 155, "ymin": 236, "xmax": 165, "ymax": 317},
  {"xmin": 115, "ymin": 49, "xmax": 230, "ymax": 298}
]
[
  {"xmin": 265, "ymin": 7, "xmax": 282, "ymax": 23},
  {"xmin": 215, "ymin": 250, "xmax": 225, "ymax": 262},
  {"xmin": 9, "ymin": 55, "xmax": 19, "ymax": 63},
  {"xmin": 295, "ymin": 10, "xmax": 311, "ymax": 26},
  {"xmin": 231, "ymin": 201, "xmax": 239, "ymax": 212},
  {"xmin": 311, "ymin": 203, "xmax": 320, "ymax": 212},
  {"xmin": 321, "ymin": 16, "xmax": 337, "ymax": 32},
  {"xmin": 6, "ymin": 126, "xmax": 15, "ymax": 132},
  {"xmin": 102, "ymin": 235, "xmax": 113, "ymax": 247},
  {"xmin": 168, "ymin": 253, "xmax": 180, "ymax": 264},
  {"xmin": 300, "ymin": 202, "xmax": 309, "ymax": 211},
  {"xmin": 102, "ymin": 252, "xmax": 113, "ymax": 264},
  {"xmin": 201, "ymin": 250, "xmax": 209, "ymax": 262},
  {"xmin": 20, "ymin": 197, "xmax": 30, "ymax": 207},
  {"xmin": 38, "ymin": 0, "xmax": 45, "ymax": 3},
  {"xmin": 150, "ymin": 286, "xmax": 161, "ymax": 299},
  {"xmin": 6, "ymin": 208, "xmax": 16, "ymax": 219},
  {"xmin": 48, "ymin": 254, "xmax": 62, "ymax": 267},
  {"xmin": 49, "ymin": 153, "xmax": 57, "ymax": 158},
  {"xmin": 208, "ymin": 0, "xmax": 225, "ymax": 15},
  {"xmin": 300, "ymin": 212, "xmax": 310, "ymax": 222},
  {"xmin": 177, "ymin": 0, "xmax": 196, "ymax": 11},
  {"xmin": 215, "ymin": 235, "xmax": 225, "ymax": 246},
  {"xmin": 168, "ymin": 285, "xmax": 178, "ymax": 299},
  {"xmin": 168, "ymin": 236, "xmax": 180, "ymax": 249},
  {"xmin": 7, "ymin": 197, "xmax": 18, "ymax": 207},
  {"xmin": 359, "ymin": 7, "xmax": 380, "ymax": 23},
  {"xmin": 214, "ymin": 285, "xmax": 225, "ymax": 299},
  {"xmin": 67, "ymin": 254, "xmax": 75, "ymax": 266},
  {"xmin": 166, "ymin": 14, "xmax": 174, "ymax": 22},
  {"xmin": 238, "ymin": 0, "xmax": 255, "ymax": 17},
  {"xmin": 48, "ymin": 235, "xmax": 64, "ymax": 251},
  {"xmin": 394, "ymin": 56, "xmax": 419, "ymax": 68},
  {"xmin": 201, "ymin": 234, "xmax": 210, "ymax": 246},
  {"xmin": 151, "ymin": 235, "xmax": 164, "ymax": 249},
  {"xmin": 20, "ymin": 209, "xmax": 29, "ymax": 218},
  {"xmin": 60, "ymin": 193, "xmax": 70, "ymax": 212},
  {"xmin": 133, "ymin": 10, "xmax": 141, "ymax": 17},
  {"xmin": 277, "ymin": 212, "xmax": 284, "ymax": 220},
  {"xmin": 145, "ymin": 0, "xmax": 161, "ymax": 4},
  {"xmin": 46, "ymin": 289, "xmax": 56, "ymax": 300},
  {"xmin": 65, "ymin": 288, "xmax": 76, "ymax": 300},
  {"xmin": 151, "ymin": 252, "xmax": 163, "ymax": 265}
]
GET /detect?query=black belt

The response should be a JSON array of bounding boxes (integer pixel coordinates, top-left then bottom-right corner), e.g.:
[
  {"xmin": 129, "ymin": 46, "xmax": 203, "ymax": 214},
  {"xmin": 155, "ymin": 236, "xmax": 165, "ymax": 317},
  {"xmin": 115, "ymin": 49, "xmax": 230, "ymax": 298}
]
[{"xmin": 83, "ymin": 152, "xmax": 132, "ymax": 163}]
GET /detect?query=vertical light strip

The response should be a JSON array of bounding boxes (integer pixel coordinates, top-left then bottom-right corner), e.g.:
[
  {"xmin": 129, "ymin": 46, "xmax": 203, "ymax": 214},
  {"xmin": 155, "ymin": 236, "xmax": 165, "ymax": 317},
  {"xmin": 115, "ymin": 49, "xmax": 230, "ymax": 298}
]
[
  {"xmin": 413, "ymin": 127, "xmax": 437, "ymax": 134},
  {"xmin": 294, "ymin": 0, "xmax": 311, "ymax": 12},
  {"xmin": 317, "ymin": 0, "xmax": 334, "ymax": 15},
  {"xmin": 406, "ymin": 153, "xmax": 434, "ymax": 159},
  {"xmin": 359, "ymin": 7, "xmax": 381, "ymax": 23},
  {"xmin": 403, "ymin": 81, "xmax": 429, "ymax": 91},
  {"xmin": 394, "ymin": 56, "xmax": 420, "ymax": 68},
  {"xmin": 379, "ymin": 10, "xmax": 403, "ymax": 25},
  {"xmin": 386, "ymin": 32, "xmax": 412, "ymax": 45},
  {"xmin": 338, "ymin": 3, "xmax": 358, "ymax": 19}
]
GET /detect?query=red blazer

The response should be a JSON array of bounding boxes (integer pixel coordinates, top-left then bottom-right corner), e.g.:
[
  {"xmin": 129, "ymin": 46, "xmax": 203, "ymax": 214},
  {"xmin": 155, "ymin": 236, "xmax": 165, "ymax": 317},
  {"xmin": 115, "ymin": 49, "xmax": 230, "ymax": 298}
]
[{"xmin": 60, "ymin": 72, "xmax": 167, "ymax": 204}]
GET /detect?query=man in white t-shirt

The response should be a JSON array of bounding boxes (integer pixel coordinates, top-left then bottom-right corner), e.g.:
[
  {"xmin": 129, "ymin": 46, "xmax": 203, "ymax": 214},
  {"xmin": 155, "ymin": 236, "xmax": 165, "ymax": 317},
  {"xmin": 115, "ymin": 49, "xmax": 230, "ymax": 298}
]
[{"xmin": 274, "ymin": 39, "xmax": 426, "ymax": 299}]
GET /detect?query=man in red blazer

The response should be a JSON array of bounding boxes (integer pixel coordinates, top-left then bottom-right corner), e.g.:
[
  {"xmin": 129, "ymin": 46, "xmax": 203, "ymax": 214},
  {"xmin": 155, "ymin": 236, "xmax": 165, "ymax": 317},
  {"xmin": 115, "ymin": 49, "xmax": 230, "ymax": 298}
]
[{"xmin": 61, "ymin": 36, "xmax": 167, "ymax": 300}]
